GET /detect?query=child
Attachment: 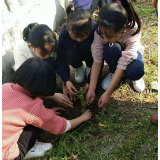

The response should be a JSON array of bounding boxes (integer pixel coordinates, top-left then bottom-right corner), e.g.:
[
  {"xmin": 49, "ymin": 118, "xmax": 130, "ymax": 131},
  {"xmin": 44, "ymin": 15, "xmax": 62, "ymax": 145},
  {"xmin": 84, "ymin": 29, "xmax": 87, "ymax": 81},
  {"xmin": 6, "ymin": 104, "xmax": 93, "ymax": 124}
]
[
  {"xmin": 2, "ymin": 58, "xmax": 92, "ymax": 160},
  {"xmin": 57, "ymin": 4, "xmax": 97, "ymax": 100},
  {"xmin": 72, "ymin": 0, "xmax": 110, "ymax": 14},
  {"xmin": 13, "ymin": 23, "xmax": 73, "ymax": 108},
  {"xmin": 86, "ymin": 0, "xmax": 145, "ymax": 107}
]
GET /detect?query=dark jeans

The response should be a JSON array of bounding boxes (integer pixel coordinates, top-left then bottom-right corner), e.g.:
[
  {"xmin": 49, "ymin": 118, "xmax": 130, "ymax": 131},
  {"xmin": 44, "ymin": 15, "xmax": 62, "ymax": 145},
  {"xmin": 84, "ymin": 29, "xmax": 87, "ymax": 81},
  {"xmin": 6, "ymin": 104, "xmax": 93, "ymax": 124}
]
[
  {"xmin": 14, "ymin": 125, "xmax": 41, "ymax": 160},
  {"xmin": 66, "ymin": 48, "xmax": 93, "ymax": 69},
  {"xmin": 103, "ymin": 42, "xmax": 144, "ymax": 81}
]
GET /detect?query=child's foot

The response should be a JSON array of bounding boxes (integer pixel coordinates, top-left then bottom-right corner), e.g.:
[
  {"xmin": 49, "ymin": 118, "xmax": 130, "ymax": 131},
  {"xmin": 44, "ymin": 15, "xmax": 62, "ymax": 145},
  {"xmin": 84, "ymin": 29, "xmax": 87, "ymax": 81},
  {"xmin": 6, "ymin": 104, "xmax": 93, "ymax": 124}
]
[
  {"xmin": 23, "ymin": 141, "xmax": 53, "ymax": 159},
  {"xmin": 101, "ymin": 73, "xmax": 114, "ymax": 90},
  {"xmin": 75, "ymin": 64, "xmax": 85, "ymax": 83},
  {"xmin": 85, "ymin": 66, "xmax": 91, "ymax": 78},
  {"xmin": 132, "ymin": 78, "xmax": 145, "ymax": 92}
]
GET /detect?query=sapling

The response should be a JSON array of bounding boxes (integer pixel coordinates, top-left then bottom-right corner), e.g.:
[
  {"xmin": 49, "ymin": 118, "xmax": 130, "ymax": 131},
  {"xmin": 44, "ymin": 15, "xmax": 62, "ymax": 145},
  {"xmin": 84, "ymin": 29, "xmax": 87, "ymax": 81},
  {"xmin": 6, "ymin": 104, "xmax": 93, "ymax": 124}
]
[{"xmin": 77, "ymin": 87, "xmax": 87, "ymax": 112}]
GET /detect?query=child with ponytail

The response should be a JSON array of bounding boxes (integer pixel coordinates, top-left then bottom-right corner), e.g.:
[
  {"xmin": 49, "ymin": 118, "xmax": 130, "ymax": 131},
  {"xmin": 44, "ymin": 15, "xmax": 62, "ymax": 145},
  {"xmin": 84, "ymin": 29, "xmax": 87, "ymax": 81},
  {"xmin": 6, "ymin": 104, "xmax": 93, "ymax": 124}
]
[
  {"xmin": 57, "ymin": 4, "xmax": 97, "ymax": 100},
  {"xmin": 86, "ymin": 0, "xmax": 145, "ymax": 107},
  {"xmin": 13, "ymin": 23, "xmax": 73, "ymax": 108}
]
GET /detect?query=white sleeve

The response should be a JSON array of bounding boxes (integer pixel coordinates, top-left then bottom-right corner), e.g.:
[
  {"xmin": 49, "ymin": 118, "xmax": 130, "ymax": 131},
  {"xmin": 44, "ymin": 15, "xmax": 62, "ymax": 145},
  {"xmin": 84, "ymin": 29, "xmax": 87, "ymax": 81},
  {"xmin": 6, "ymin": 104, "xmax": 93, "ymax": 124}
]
[
  {"xmin": 13, "ymin": 46, "xmax": 28, "ymax": 71},
  {"xmin": 64, "ymin": 120, "xmax": 71, "ymax": 132}
]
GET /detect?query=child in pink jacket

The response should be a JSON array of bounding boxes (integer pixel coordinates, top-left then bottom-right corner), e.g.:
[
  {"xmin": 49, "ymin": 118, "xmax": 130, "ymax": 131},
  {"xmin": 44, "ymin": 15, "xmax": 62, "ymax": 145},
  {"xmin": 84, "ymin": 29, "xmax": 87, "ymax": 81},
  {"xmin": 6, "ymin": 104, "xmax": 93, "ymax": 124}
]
[
  {"xmin": 86, "ymin": 0, "xmax": 145, "ymax": 108},
  {"xmin": 2, "ymin": 58, "xmax": 92, "ymax": 160}
]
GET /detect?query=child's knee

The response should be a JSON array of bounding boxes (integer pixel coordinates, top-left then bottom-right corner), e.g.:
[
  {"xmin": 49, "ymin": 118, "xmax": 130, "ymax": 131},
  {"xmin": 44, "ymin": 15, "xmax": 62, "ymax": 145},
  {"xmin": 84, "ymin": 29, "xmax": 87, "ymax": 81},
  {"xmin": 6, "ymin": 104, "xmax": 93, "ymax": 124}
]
[
  {"xmin": 125, "ymin": 61, "xmax": 144, "ymax": 80},
  {"xmin": 103, "ymin": 42, "xmax": 122, "ymax": 58}
]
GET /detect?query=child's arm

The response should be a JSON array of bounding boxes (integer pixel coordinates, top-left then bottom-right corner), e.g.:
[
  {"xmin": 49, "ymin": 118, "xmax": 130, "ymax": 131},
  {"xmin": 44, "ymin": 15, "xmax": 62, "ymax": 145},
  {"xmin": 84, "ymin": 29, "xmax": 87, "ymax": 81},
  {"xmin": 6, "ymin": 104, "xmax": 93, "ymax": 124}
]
[
  {"xmin": 86, "ymin": 31, "xmax": 105, "ymax": 104},
  {"xmin": 86, "ymin": 62, "xmax": 102, "ymax": 104},
  {"xmin": 62, "ymin": 81, "xmax": 77, "ymax": 101},
  {"xmin": 68, "ymin": 110, "xmax": 92, "ymax": 130},
  {"xmin": 44, "ymin": 93, "xmax": 73, "ymax": 108},
  {"xmin": 27, "ymin": 101, "xmax": 92, "ymax": 134},
  {"xmin": 98, "ymin": 68, "xmax": 124, "ymax": 108},
  {"xmin": 39, "ymin": 93, "xmax": 73, "ymax": 108},
  {"xmin": 57, "ymin": 25, "xmax": 70, "ymax": 84}
]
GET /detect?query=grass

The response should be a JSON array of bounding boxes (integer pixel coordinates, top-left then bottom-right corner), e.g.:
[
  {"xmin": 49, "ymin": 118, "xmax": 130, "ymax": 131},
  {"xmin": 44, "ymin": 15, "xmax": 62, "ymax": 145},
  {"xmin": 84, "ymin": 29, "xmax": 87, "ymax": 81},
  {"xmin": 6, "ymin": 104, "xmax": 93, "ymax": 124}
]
[{"xmin": 32, "ymin": 0, "xmax": 158, "ymax": 159}]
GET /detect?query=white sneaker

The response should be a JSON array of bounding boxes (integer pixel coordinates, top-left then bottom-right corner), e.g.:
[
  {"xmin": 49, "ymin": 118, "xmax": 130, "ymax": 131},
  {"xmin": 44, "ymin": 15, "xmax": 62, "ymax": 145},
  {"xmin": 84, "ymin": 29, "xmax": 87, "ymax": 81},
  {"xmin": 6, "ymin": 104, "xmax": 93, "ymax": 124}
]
[
  {"xmin": 85, "ymin": 66, "xmax": 91, "ymax": 78},
  {"xmin": 101, "ymin": 73, "xmax": 114, "ymax": 90},
  {"xmin": 132, "ymin": 78, "xmax": 145, "ymax": 92},
  {"xmin": 75, "ymin": 64, "xmax": 85, "ymax": 83},
  {"xmin": 23, "ymin": 141, "xmax": 53, "ymax": 159}
]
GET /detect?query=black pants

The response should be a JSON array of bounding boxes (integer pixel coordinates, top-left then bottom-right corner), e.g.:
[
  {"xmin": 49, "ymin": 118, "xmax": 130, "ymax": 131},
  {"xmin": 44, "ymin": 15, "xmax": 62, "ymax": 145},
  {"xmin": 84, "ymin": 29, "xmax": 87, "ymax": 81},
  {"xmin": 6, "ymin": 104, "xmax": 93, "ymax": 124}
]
[
  {"xmin": 88, "ymin": 0, "xmax": 107, "ymax": 14},
  {"xmin": 14, "ymin": 125, "xmax": 41, "ymax": 160},
  {"xmin": 66, "ymin": 48, "xmax": 93, "ymax": 69}
]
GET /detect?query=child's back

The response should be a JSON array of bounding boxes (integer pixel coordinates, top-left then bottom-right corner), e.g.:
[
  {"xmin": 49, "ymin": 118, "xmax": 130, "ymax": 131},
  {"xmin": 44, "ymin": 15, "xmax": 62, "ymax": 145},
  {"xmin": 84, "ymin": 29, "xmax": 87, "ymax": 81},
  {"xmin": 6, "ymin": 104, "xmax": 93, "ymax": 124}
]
[{"xmin": 2, "ymin": 83, "xmax": 66, "ymax": 160}]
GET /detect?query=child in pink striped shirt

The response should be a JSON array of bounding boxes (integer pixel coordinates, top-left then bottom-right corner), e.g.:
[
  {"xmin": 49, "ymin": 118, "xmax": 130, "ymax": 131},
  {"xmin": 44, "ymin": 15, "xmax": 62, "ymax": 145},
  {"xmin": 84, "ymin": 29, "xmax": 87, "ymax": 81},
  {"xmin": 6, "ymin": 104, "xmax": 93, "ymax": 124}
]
[
  {"xmin": 2, "ymin": 58, "xmax": 92, "ymax": 160},
  {"xmin": 86, "ymin": 0, "xmax": 145, "ymax": 108}
]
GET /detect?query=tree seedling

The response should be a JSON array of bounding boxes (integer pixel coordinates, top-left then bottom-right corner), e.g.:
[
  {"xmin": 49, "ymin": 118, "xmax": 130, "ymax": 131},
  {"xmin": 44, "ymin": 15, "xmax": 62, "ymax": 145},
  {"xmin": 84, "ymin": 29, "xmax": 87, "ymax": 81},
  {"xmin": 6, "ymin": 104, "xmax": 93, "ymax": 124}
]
[{"xmin": 77, "ymin": 87, "xmax": 87, "ymax": 112}]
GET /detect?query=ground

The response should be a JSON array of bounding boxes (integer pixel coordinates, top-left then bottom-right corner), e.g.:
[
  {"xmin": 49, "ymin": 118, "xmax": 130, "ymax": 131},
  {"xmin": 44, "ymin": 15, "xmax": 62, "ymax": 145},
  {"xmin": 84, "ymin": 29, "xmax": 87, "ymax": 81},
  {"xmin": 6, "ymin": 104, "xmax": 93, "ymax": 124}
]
[{"xmin": 32, "ymin": 0, "xmax": 158, "ymax": 159}]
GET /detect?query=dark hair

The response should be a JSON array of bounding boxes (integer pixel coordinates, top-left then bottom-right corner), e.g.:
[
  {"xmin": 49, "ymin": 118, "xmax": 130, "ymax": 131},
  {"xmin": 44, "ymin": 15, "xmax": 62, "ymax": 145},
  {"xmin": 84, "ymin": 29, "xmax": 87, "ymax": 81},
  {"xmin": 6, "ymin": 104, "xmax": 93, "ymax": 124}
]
[
  {"xmin": 23, "ymin": 23, "xmax": 57, "ymax": 56},
  {"xmin": 13, "ymin": 57, "xmax": 56, "ymax": 96},
  {"xmin": 66, "ymin": 4, "xmax": 92, "ymax": 38},
  {"xmin": 98, "ymin": 0, "xmax": 141, "ymax": 36}
]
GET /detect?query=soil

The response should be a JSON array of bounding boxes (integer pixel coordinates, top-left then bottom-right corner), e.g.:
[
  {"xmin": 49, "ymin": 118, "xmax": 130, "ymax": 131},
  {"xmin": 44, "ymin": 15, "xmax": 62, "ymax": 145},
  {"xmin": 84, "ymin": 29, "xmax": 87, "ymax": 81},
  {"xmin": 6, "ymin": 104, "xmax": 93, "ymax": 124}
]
[{"xmin": 40, "ymin": 63, "xmax": 128, "ymax": 142}]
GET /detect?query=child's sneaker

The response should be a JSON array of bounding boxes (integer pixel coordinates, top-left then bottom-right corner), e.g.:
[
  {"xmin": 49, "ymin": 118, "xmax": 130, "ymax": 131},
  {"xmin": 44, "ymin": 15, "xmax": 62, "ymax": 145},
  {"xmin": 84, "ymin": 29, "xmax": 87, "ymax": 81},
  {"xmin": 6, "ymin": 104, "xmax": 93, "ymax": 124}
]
[
  {"xmin": 23, "ymin": 141, "xmax": 53, "ymax": 159},
  {"xmin": 132, "ymin": 78, "xmax": 145, "ymax": 92},
  {"xmin": 101, "ymin": 73, "xmax": 114, "ymax": 90},
  {"xmin": 75, "ymin": 64, "xmax": 85, "ymax": 83},
  {"xmin": 85, "ymin": 66, "xmax": 91, "ymax": 78}
]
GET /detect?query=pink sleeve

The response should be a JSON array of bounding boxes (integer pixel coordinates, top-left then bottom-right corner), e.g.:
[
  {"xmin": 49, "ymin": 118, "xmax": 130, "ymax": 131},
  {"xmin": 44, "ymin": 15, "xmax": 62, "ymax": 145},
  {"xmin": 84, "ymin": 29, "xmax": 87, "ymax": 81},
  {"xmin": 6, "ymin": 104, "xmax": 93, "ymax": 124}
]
[
  {"xmin": 27, "ymin": 100, "xmax": 67, "ymax": 135},
  {"xmin": 117, "ymin": 31, "xmax": 142, "ymax": 70},
  {"xmin": 91, "ymin": 31, "xmax": 105, "ymax": 63}
]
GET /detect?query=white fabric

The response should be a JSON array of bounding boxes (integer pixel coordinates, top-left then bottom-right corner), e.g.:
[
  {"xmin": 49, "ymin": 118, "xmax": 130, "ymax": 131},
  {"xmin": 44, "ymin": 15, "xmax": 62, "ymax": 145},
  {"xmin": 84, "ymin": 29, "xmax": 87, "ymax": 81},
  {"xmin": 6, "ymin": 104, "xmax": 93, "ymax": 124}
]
[
  {"xmin": 64, "ymin": 120, "xmax": 71, "ymax": 132},
  {"xmin": 13, "ymin": 40, "xmax": 36, "ymax": 71},
  {"xmin": 13, "ymin": 40, "xmax": 55, "ymax": 71}
]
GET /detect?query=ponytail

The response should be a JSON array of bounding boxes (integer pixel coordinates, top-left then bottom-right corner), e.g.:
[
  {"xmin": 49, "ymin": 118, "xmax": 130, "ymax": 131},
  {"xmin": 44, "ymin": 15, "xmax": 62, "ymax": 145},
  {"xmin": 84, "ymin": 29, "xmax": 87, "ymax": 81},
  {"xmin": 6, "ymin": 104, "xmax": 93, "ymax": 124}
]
[
  {"xmin": 66, "ymin": 4, "xmax": 92, "ymax": 38},
  {"xmin": 120, "ymin": 0, "xmax": 141, "ymax": 35},
  {"xmin": 66, "ymin": 3, "xmax": 76, "ymax": 15},
  {"xmin": 98, "ymin": 1, "xmax": 141, "ymax": 36},
  {"xmin": 23, "ymin": 23, "xmax": 38, "ymax": 43},
  {"xmin": 22, "ymin": 23, "xmax": 57, "ymax": 57}
]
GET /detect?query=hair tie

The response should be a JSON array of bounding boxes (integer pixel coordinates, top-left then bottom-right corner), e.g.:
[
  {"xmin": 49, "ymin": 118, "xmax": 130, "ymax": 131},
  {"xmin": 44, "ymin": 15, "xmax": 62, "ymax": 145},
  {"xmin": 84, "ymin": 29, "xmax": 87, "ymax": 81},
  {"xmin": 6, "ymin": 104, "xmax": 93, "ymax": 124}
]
[
  {"xmin": 116, "ymin": 0, "xmax": 121, "ymax": 4},
  {"xmin": 71, "ymin": 5, "xmax": 75, "ymax": 12}
]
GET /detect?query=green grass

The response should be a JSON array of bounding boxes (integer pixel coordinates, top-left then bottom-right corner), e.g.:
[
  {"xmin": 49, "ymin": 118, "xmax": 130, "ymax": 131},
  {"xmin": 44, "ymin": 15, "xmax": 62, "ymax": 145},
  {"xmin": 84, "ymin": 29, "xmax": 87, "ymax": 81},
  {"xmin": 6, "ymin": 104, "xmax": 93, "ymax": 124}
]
[{"xmin": 32, "ymin": 0, "xmax": 158, "ymax": 159}]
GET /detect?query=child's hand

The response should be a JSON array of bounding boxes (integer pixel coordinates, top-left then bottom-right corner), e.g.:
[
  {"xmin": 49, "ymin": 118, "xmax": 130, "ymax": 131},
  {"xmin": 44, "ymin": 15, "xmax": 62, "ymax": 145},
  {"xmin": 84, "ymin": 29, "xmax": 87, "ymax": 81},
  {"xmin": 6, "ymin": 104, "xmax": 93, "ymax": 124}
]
[
  {"xmin": 81, "ymin": 110, "xmax": 92, "ymax": 121},
  {"xmin": 62, "ymin": 83, "xmax": 75, "ymax": 101},
  {"xmin": 98, "ymin": 92, "xmax": 109, "ymax": 108},
  {"xmin": 62, "ymin": 84, "xmax": 69, "ymax": 98},
  {"xmin": 86, "ymin": 90, "xmax": 95, "ymax": 105},
  {"xmin": 66, "ymin": 81, "xmax": 77, "ymax": 101},
  {"xmin": 53, "ymin": 93, "xmax": 73, "ymax": 108},
  {"xmin": 51, "ymin": 107, "xmax": 65, "ymax": 115},
  {"xmin": 83, "ymin": 83, "xmax": 89, "ymax": 94}
]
